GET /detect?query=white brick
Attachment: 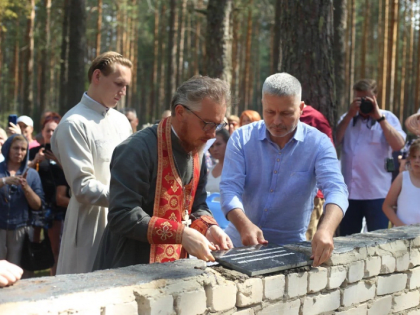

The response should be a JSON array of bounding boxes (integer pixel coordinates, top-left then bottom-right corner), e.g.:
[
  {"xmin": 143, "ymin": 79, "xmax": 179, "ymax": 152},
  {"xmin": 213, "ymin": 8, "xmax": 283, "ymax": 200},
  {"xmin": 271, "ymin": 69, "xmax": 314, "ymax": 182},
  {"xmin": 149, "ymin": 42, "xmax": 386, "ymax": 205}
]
[
  {"xmin": 308, "ymin": 267, "xmax": 328, "ymax": 293},
  {"xmin": 104, "ymin": 302, "xmax": 138, "ymax": 315},
  {"xmin": 234, "ymin": 309, "xmax": 255, "ymax": 315},
  {"xmin": 413, "ymin": 235, "xmax": 420, "ymax": 247},
  {"xmin": 236, "ymin": 278, "xmax": 263, "ymax": 307},
  {"xmin": 367, "ymin": 295, "xmax": 392, "ymax": 315},
  {"xmin": 396, "ymin": 253, "xmax": 410, "ymax": 271},
  {"xmin": 205, "ymin": 282, "xmax": 237, "ymax": 312},
  {"xmin": 364, "ymin": 257, "xmax": 381, "ymax": 278},
  {"xmin": 407, "ymin": 310, "xmax": 420, "ymax": 315},
  {"xmin": 408, "ymin": 266, "xmax": 420, "ymax": 290},
  {"xmin": 342, "ymin": 281, "xmax": 376, "ymax": 307},
  {"xmin": 335, "ymin": 303, "xmax": 367, "ymax": 315},
  {"xmin": 380, "ymin": 255, "xmax": 396, "ymax": 274},
  {"xmin": 137, "ymin": 293, "xmax": 174, "ymax": 315},
  {"xmin": 263, "ymin": 274, "xmax": 285, "ymax": 300},
  {"xmin": 328, "ymin": 266, "xmax": 347, "ymax": 289},
  {"xmin": 286, "ymin": 272, "xmax": 308, "ymax": 298},
  {"xmin": 410, "ymin": 249, "xmax": 420, "ymax": 268},
  {"xmin": 302, "ymin": 290, "xmax": 340, "ymax": 315},
  {"xmin": 174, "ymin": 289, "xmax": 206, "ymax": 315},
  {"xmin": 393, "ymin": 290, "xmax": 420, "ymax": 312},
  {"xmin": 258, "ymin": 299, "xmax": 300, "ymax": 315},
  {"xmin": 348, "ymin": 261, "xmax": 365, "ymax": 283},
  {"xmin": 377, "ymin": 273, "xmax": 407, "ymax": 295}
]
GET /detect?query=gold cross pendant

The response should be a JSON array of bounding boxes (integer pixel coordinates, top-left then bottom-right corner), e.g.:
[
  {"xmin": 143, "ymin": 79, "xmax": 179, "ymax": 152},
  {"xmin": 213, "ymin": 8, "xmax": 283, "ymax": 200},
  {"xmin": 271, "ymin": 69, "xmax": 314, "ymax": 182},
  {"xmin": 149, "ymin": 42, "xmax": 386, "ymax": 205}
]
[{"xmin": 182, "ymin": 210, "xmax": 191, "ymax": 227}]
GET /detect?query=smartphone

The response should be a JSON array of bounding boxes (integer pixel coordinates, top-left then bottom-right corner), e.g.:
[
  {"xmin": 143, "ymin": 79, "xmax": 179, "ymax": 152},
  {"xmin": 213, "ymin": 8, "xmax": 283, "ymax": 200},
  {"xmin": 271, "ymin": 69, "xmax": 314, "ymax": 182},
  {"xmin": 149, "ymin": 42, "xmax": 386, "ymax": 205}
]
[
  {"xmin": 45, "ymin": 143, "xmax": 51, "ymax": 152},
  {"xmin": 8, "ymin": 114, "xmax": 18, "ymax": 126},
  {"xmin": 22, "ymin": 167, "xmax": 29, "ymax": 178}
]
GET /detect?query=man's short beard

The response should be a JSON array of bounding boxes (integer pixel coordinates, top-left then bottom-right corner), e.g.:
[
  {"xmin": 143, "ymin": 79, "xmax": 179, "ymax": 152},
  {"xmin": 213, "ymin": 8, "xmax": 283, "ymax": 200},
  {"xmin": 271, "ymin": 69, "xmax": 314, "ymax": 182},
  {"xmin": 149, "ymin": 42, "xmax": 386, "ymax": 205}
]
[
  {"xmin": 178, "ymin": 121, "xmax": 205, "ymax": 153},
  {"xmin": 269, "ymin": 123, "xmax": 298, "ymax": 138}
]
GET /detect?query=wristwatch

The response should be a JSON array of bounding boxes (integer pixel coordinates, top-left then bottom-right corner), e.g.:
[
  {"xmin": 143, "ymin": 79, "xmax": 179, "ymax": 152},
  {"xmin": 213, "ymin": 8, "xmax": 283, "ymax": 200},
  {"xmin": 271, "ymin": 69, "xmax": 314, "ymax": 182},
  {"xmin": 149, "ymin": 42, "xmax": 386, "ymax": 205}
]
[{"xmin": 376, "ymin": 115, "xmax": 386, "ymax": 123}]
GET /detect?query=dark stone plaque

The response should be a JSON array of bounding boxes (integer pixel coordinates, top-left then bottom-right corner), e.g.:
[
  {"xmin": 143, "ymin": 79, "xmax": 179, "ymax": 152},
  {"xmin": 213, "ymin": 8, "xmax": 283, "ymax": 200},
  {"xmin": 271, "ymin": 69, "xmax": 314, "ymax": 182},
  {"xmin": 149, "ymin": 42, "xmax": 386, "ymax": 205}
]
[{"xmin": 212, "ymin": 244, "xmax": 312, "ymax": 276}]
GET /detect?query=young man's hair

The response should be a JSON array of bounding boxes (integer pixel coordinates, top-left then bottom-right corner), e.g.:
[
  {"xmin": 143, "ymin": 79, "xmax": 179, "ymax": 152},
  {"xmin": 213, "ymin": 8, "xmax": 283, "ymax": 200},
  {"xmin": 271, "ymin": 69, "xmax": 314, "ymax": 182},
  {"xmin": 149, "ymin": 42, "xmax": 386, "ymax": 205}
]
[
  {"xmin": 88, "ymin": 51, "xmax": 133, "ymax": 83},
  {"xmin": 353, "ymin": 79, "xmax": 378, "ymax": 95}
]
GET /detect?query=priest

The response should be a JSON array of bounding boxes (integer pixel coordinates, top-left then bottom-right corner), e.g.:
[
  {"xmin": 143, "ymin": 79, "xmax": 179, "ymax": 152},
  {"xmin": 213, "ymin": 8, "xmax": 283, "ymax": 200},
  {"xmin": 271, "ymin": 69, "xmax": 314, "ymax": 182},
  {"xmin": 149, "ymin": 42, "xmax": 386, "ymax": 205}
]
[{"xmin": 93, "ymin": 76, "xmax": 233, "ymax": 269}]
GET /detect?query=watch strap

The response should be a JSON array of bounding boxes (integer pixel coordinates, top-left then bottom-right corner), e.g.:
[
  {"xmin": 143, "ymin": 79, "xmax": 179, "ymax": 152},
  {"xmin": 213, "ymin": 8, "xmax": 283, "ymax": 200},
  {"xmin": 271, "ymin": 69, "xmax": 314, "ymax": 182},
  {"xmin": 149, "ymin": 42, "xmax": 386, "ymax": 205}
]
[{"xmin": 377, "ymin": 115, "xmax": 386, "ymax": 123}]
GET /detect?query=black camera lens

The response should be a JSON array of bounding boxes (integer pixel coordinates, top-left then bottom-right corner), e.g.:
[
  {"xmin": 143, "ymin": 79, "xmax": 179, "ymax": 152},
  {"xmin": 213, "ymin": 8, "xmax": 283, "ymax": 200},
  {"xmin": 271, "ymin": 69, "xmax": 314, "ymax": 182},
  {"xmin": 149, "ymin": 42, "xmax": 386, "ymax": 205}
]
[{"xmin": 360, "ymin": 97, "xmax": 373, "ymax": 114}]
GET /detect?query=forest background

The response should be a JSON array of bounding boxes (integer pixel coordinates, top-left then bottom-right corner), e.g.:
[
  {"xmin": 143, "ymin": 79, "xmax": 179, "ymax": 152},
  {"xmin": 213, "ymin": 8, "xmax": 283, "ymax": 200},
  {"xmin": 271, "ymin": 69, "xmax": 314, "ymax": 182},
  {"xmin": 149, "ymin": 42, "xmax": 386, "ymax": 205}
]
[{"xmin": 0, "ymin": 0, "xmax": 419, "ymax": 134}]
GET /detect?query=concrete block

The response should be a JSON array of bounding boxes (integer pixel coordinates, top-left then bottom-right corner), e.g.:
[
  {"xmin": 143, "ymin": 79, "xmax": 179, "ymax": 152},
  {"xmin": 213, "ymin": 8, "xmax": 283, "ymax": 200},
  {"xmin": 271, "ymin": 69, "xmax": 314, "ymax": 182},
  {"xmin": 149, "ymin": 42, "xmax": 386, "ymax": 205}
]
[
  {"xmin": 205, "ymin": 282, "xmax": 237, "ymax": 312},
  {"xmin": 380, "ymin": 255, "xmax": 396, "ymax": 274},
  {"xmin": 308, "ymin": 267, "xmax": 328, "ymax": 293},
  {"xmin": 348, "ymin": 261, "xmax": 365, "ymax": 283},
  {"xmin": 367, "ymin": 295, "xmax": 392, "ymax": 315},
  {"xmin": 328, "ymin": 248, "xmax": 368, "ymax": 266},
  {"xmin": 408, "ymin": 266, "xmax": 420, "ymax": 290},
  {"xmin": 377, "ymin": 273, "xmax": 407, "ymax": 295},
  {"xmin": 236, "ymin": 278, "xmax": 263, "ymax": 307},
  {"xmin": 263, "ymin": 274, "xmax": 285, "ymax": 300},
  {"xmin": 302, "ymin": 290, "xmax": 340, "ymax": 315},
  {"xmin": 335, "ymin": 303, "xmax": 368, "ymax": 315},
  {"xmin": 410, "ymin": 249, "xmax": 420, "ymax": 268},
  {"xmin": 234, "ymin": 310, "xmax": 254, "ymax": 315},
  {"xmin": 342, "ymin": 280, "xmax": 376, "ymax": 307},
  {"xmin": 104, "ymin": 302, "xmax": 138, "ymax": 315},
  {"xmin": 174, "ymin": 288, "xmax": 206, "ymax": 315},
  {"xmin": 286, "ymin": 272, "xmax": 308, "ymax": 298},
  {"xmin": 396, "ymin": 253, "xmax": 410, "ymax": 271},
  {"xmin": 412, "ymin": 235, "xmax": 420, "ymax": 247},
  {"xmin": 393, "ymin": 290, "xmax": 420, "ymax": 312},
  {"xmin": 328, "ymin": 266, "xmax": 347, "ymax": 289},
  {"xmin": 364, "ymin": 256, "xmax": 381, "ymax": 278},
  {"xmin": 137, "ymin": 292, "xmax": 174, "ymax": 315},
  {"xmin": 258, "ymin": 299, "xmax": 300, "ymax": 315}
]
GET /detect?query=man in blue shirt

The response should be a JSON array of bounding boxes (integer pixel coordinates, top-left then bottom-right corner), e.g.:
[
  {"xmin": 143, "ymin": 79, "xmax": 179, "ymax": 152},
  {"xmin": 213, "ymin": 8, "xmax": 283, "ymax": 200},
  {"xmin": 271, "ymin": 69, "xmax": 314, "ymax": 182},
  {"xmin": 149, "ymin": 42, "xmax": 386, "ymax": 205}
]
[{"xmin": 220, "ymin": 73, "xmax": 348, "ymax": 267}]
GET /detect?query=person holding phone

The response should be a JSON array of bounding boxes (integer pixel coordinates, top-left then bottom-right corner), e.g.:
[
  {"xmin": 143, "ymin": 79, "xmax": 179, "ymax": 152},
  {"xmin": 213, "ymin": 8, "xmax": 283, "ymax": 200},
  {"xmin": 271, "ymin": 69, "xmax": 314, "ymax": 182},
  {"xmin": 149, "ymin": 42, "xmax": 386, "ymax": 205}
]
[
  {"xmin": 28, "ymin": 113, "xmax": 66, "ymax": 275},
  {"xmin": 0, "ymin": 135, "xmax": 44, "ymax": 268}
]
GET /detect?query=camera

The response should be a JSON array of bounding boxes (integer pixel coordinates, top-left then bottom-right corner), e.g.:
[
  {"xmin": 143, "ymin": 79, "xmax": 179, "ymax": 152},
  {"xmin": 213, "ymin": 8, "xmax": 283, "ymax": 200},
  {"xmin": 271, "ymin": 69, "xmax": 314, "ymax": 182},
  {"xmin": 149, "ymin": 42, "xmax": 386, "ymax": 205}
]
[
  {"xmin": 359, "ymin": 97, "xmax": 373, "ymax": 114},
  {"xmin": 384, "ymin": 158, "xmax": 395, "ymax": 172}
]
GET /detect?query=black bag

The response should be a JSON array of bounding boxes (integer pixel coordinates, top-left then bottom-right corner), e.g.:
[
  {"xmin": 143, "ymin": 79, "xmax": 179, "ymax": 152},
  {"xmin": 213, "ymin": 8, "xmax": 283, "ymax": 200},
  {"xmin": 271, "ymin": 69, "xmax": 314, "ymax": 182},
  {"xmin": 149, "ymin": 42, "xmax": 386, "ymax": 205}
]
[{"xmin": 20, "ymin": 231, "xmax": 55, "ymax": 271}]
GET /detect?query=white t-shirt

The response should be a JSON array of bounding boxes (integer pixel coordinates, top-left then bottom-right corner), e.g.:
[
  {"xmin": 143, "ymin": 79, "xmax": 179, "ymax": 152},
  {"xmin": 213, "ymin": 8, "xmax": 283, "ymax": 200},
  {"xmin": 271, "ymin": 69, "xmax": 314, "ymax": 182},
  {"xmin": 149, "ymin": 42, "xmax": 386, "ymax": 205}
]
[
  {"xmin": 206, "ymin": 165, "xmax": 221, "ymax": 193},
  {"xmin": 397, "ymin": 171, "xmax": 420, "ymax": 225}
]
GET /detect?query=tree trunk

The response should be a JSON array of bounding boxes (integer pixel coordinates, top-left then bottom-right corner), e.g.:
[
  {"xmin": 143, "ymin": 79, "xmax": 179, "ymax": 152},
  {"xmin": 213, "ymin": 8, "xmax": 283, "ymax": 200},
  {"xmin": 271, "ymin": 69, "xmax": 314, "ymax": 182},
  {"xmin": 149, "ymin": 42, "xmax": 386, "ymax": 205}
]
[
  {"xmin": 361, "ymin": 0, "xmax": 369, "ymax": 78},
  {"xmin": 193, "ymin": 0, "xmax": 203, "ymax": 76},
  {"xmin": 96, "ymin": 0, "xmax": 102, "ymax": 56},
  {"xmin": 388, "ymin": 0, "xmax": 398, "ymax": 112},
  {"xmin": 177, "ymin": 0, "xmax": 187, "ymax": 86},
  {"xmin": 205, "ymin": 0, "xmax": 233, "ymax": 87},
  {"xmin": 156, "ymin": 2, "xmax": 166, "ymax": 118},
  {"xmin": 279, "ymin": 0, "xmax": 336, "ymax": 127},
  {"xmin": 66, "ymin": 0, "xmax": 86, "ymax": 111},
  {"xmin": 59, "ymin": 0, "xmax": 70, "ymax": 114},
  {"xmin": 243, "ymin": 4, "xmax": 253, "ymax": 110},
  {"xmin": 379, "ymin": 0, "xmax": 389, "ymax": 109},
  {"xmin": 23, "ymin": 0, "xmax": 35, "ymax": 117},
  {"xmin": 40, "ymin": 0, "xmax": 52, "ymax": 116},
  {"xmin": 398, "ymin": 1, "xmax": 407, "ymax": 122},
  {"xmin": 404, "ymin": 0, "xmax": 415, "ymax": 120},
  {"xmin": 333, "ymin": 0, "xmax": 347, "ymax": 114},
  {"xmin": 348, "ymin": 0, "xmax": 356, "ymax": 105},
  {"xmin": 150, "ymin": 4, "xmax": 160, "ymax": 121},
  {"xmin": 231, "ymin": 6, "xmax": 239, "ymax": 114},
  {"xmin": 165, "ymin": 0, "xmax": 178, "ymax": 107},
  {"xmin": 271, "ymin": 0, "xmax": 281, "ymax": 73},
  {"xmin": 344, "ymin": 0, "xmax": 351, "ymax": 107}
]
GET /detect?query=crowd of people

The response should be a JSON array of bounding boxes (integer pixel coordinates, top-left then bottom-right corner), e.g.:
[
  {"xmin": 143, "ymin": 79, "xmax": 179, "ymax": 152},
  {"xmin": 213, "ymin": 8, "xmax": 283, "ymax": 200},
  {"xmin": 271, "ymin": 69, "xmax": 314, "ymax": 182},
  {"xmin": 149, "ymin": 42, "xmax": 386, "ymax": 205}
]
[{"xmin": 0, "ymin": 51, "xmax": 419, "ymax": 287}]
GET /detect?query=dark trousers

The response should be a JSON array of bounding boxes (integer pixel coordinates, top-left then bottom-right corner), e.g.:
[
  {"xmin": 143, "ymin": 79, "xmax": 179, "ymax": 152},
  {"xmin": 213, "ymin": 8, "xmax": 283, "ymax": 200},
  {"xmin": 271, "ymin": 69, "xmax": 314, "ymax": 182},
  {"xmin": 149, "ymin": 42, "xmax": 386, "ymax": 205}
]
[{"xmin": 339, "ymin": 199, "xmax": 389, "ymax": 236}]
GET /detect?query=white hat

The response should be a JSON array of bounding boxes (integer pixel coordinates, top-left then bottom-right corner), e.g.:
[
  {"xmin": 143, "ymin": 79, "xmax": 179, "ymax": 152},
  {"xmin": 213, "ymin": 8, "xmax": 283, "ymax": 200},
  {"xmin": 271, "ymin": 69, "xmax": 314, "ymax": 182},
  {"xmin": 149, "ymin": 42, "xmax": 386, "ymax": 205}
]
[
  {"xmin": 405, "ymin": 113, "xmax": 420, "ymax": 136},
  {"xmin": 17, "ymin": 115, "xmax": 34, "ymax": 127}
]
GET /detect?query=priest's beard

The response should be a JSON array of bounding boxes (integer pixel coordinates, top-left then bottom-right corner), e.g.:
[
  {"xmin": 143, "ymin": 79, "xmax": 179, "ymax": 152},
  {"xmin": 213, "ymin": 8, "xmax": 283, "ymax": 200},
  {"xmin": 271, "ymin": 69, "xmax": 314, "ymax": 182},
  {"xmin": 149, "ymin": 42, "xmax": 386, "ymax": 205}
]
[{"xmin": 178, "ymin": 121, "xmax": 206, "ymax": 154}]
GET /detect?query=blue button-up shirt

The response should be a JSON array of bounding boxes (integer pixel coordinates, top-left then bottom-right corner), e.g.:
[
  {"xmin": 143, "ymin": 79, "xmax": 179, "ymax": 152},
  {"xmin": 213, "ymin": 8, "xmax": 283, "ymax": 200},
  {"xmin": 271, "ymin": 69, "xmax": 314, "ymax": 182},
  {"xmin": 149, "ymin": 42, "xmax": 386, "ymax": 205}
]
[{"xmin": 220, "ymin": 120, "xmax": 348, "ymax": 247}]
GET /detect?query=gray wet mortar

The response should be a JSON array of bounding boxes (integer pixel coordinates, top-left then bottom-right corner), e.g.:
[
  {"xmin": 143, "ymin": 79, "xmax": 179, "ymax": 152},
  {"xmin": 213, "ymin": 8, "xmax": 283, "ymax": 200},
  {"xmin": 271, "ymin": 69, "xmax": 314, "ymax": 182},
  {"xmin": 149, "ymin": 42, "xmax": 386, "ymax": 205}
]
[{"xmin": 0, "ymin": 259, "xmax": 206, "ymax": 304}]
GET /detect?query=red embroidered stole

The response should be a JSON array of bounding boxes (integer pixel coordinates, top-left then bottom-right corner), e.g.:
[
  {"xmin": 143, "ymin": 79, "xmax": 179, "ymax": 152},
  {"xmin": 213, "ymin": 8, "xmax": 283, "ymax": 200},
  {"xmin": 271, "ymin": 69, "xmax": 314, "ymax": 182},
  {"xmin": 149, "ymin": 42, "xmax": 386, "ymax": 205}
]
[{"xmin": 148, "ymin": 117, "xmax": 200, "ymax": 263}]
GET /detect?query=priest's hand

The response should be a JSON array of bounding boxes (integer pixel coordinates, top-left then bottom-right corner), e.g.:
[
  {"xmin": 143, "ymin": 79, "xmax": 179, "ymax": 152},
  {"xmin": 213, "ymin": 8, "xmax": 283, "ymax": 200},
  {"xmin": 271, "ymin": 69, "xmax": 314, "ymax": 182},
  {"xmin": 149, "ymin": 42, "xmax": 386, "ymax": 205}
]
[
  {"xmin": 182, "ymin": 227, "xmax": 216, "ymax": 262},
  {"xmin": 0, "ymin": 260, "xmax": 23, "ymax": 287},
  {"xmin": 206, "ymin": 225, "xmax": 233, "ymax": 250}
]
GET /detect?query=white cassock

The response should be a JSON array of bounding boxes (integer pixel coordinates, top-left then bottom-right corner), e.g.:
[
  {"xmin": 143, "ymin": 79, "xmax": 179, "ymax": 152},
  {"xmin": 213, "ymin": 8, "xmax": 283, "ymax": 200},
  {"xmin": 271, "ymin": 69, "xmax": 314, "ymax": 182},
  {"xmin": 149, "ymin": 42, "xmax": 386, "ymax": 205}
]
[{"xmin": 51, "ymin": 93, "xmax": 132, "ymax": 274}]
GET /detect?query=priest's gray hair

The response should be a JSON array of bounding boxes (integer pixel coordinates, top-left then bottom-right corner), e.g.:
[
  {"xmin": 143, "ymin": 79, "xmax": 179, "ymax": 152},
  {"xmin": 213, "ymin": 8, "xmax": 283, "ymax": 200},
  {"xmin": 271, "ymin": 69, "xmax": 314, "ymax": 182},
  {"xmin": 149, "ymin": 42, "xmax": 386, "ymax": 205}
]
[
  {"xmin": 262, "ymin": 73, "xmax": 302, "ymax": 99},
  {"xmin": 171, "ymin": 76, "xmax": 231, "ymax": 115}
]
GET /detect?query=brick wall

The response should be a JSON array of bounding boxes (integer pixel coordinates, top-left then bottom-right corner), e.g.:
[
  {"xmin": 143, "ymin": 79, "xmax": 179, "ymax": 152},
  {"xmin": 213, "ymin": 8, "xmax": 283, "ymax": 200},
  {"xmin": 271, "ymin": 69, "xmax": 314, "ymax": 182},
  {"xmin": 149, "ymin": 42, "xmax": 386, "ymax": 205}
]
[{"xmin": 1, "ymin": 225, "xmax": 420, "ymax": 314}]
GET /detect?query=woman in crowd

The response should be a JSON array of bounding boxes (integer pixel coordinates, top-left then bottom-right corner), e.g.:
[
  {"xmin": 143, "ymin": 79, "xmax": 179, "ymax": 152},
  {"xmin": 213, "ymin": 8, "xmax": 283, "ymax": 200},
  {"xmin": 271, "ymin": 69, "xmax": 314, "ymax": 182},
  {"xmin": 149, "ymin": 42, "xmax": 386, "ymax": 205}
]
[
  {"xmin": 206, "ymin": 129, "xmax": 230, "ymax": 194},
  {"xmin": 29, "ymin": 113, "xmax": 68, "ymax": 275},
  {"xmin": 383, "ymin": 139, "xmax": 420, "ymax": 226},
  {"xmin": 0, "ymin": 135, "xmax": 44, "ymax": 267},
  {"xmin": 239, "ymin": 110, "xmax": 261, "ymax": 126}
]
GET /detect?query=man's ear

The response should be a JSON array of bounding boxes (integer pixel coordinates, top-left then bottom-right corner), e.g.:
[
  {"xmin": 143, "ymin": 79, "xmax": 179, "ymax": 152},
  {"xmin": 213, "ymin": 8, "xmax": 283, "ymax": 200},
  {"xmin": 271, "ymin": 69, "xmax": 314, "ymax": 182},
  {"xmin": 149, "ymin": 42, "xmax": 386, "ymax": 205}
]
[
  {"xmin": 299, "ymin": 101, "xmax": 305, "ymax": 112},
  {"xmin": 174, "ymin": 105, "xmax": 186, "ymax": 119},
  {"xmin": 92, "ymin": 69, "xmax": 102, "ymax": 85}
]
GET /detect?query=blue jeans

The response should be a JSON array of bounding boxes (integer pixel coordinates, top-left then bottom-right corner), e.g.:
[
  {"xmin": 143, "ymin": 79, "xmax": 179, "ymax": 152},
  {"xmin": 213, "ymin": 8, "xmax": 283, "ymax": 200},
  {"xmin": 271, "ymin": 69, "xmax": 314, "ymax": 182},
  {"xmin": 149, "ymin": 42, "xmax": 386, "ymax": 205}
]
[{"xmin": 339, "ymin": 199, "xmax": 389, "ymax": 236}]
